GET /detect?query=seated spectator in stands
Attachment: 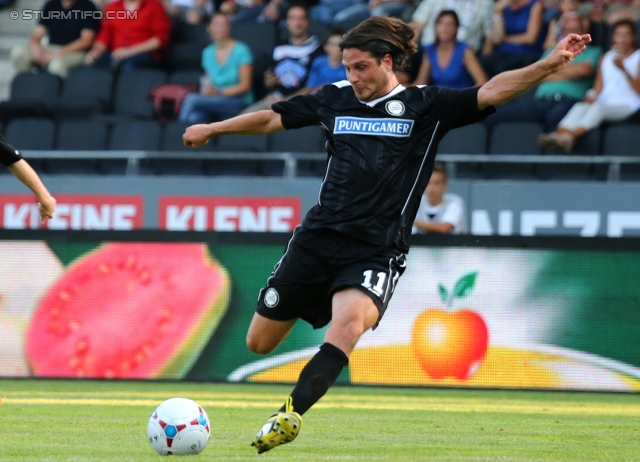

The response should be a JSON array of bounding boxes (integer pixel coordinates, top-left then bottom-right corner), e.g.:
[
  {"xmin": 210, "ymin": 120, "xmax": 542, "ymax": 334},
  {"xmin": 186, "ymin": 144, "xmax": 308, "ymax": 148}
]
[
  {"xmin": 302, "ymin": 29, "xmax": 346, "ymax": 91},
  {"xmin": 412, "ymin": 10, "xmax": 487, "ymax": 88},
  {"xmin": 480, "ymin": 0, "xmax": 545, "ymax": 77},
  {"xmin": 410, "ymin": 0, "xmax": 494, "ymax": 54},
  {"xmin": 218, "ymin": 0, "xmax": 267, "ymax": 22},
  {"xmin": 256, "ymin": 0, "xmax": 318, "ymax": 23},
  {"xmin": 164, "ymin": 0, "xmax": 213, "ymax": 24},
  {"xmin": 307, "ymin": 0, "xmax": 362, "ymax": 24},
  {"xmin": 412, "ymin": 162, "xmax": 467, "ymax": 235},
  {"xmin": 539, "ymin": 19, "xmax": 640, "ymax": 151},
  {"xmin": 178, "ymin": 13, "xmax": 253, "ymax": 123},
  {"xmin": 84, "ymin": 0, "xmax": 172, "ymax": 71},
  {"xmin": 487, "ymin": 13, "xmax": 601, "ymax": 132},
  {"xmin": 581, "ymin": 0, "xmax": 640, "ymax": 25},
  {"xmin": 242, "ymin": 4, "xmax": 323, "ymax": 112},
  {"xmin": 330, "ymin": 0, "xmax": 414, "ymax": 26},
  {"xmin": 10, "ymin": 0, "xmax": 99, "ymax": 78},
  {"xmin": 543, "ymin": 0, "xmax": 589, "ymax": 50}
]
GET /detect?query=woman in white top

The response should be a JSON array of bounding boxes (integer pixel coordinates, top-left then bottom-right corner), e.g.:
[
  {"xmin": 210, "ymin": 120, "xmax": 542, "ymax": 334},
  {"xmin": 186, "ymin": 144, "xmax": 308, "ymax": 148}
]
[{"xmin": 538, "ymin": 19, "xmax": 640, "ymax": 152}]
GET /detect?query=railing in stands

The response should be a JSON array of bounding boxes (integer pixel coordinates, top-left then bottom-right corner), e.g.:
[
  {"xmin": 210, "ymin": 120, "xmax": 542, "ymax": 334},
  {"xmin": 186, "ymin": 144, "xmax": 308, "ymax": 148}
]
[{"xmin": 21, "ymin": 150, "xmax": 640, "ymax": 181}]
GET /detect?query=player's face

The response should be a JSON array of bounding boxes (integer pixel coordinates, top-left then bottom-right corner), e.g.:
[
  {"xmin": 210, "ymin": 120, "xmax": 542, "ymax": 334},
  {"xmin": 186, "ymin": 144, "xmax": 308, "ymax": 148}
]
[
  {"xmin": 342, "ymin": 48, "xmax": 395, "ymax": 102},
  {"xmin": 426, "ymin": 172, "xmax": 447, "ymax": 203}
]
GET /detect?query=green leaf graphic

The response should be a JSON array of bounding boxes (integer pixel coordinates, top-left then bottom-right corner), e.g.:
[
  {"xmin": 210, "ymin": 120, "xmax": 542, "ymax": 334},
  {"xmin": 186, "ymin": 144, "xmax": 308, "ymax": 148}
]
[
  {"xmin": 438, "ymin": 283, "xmax": 448, "ymax": 304},
  {"xmin": 453, "ymin": 272, "xmax": 477, "ymax": 298}
]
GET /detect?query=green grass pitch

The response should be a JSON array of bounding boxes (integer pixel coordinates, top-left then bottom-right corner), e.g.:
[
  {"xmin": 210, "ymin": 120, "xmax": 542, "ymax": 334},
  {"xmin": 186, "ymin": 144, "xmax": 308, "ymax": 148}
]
[{"xmin": 1, "ymin": 379, "xmax": 639, "ymax": 461}]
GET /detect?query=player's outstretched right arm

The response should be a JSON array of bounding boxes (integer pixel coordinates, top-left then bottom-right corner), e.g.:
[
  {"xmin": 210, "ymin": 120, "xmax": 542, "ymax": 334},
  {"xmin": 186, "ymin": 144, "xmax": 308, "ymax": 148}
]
[{"xmin": 183, "ymin": 110, "xmax": 285, "ymax": 148}]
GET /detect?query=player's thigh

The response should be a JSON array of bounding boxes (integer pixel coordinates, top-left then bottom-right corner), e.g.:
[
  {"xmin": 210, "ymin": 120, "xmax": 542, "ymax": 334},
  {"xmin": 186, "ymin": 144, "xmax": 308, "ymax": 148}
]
[
  {"xmin": 330, "ymin": 252, "xmax": 406, "ymax": 328},
  {"xmin": 246, "ymin": 312, "xmax": 296, "ymax": 355},
  {"xmin": 324, "ymin": 288, "xmax": 379, "ymax": 355}
]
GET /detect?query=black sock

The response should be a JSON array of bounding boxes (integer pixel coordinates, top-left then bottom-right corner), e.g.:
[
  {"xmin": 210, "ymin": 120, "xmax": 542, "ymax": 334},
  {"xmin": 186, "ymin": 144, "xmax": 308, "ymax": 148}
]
[{"xmin": 278, "ymin": 342, "xmax": 349, "ymax": 416}]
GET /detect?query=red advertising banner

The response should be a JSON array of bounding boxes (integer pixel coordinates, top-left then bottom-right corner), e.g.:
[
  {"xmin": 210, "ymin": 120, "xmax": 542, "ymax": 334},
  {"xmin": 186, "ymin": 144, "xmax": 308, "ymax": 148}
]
[
  {"xmin": 158, "ymin": 196, "xmax": 301, "ymax": 232},
  {"xmin": 0, "ymin": 194, "xmax": 144, "ymax": 230}
]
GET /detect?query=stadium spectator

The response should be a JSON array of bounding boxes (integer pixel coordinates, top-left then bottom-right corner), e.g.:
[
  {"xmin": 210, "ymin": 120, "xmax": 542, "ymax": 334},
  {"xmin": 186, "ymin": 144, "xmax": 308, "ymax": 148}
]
[
  {"xmin": 412, "ymin": 10, "xmax": 487, "ymax": 88},
  {"xmin": 255, "ymin": 0, "xmax": 318, "ymax": 23},
  {"xmin": 539, "ymin": 19, "xmax": 640, "ymax": 151},
  {"xmin": 480, "ymin": 0, "xmax": 545, "ymax": 77},
  {"xmin": 301, "ymin": 29, "xmax": 347, "ymax": 92},
  {"xmin": 84, "ymin": 0, "xmax": 172, "ymax": 71},
  {"xmin": 178, "ymin": 13, "xmax": 253, "ymax": 123},
  {"xmin": 182, "ymin": 15, "xmax": 591, "ymax": 454},
  {"xmin": 543, "ymin": 0, "xmax": 589, "ymax": 50},
  {"xmin": 164, "ymin": 0, "xmax": 213, "ymax": 24},
  {"xmin": 1, "ymin": 134, "xmax": 56, "ymax": 223},
  {"xmin": 306, "ymin": 0, "xmax": 363, "ymax": 24},
  {"xmin": 218, "ymin": 0, "xmax": 267, "ymax": 22},
  {"xmin": 329, "ymin": 0, "xmax": 415, "ymax": 26},
  {"xmin": 581, "ymin": 0, "xmax": 640, "ymax": 25},
  {"xmin": 487, "ymin": 12, "xmax": 601, "ymax": 132},
  {"xmin": 409, "ymin": 0, "xmax": 494, "ymax": 54},
  {"xmin": 241, "ymin": 4, "xmax": 323, "ymax": 112},
  {"xmin": 10, "ymin": 0, "xmax": 99, "ymax": 78},
  {"xmin": 412, "ymin": 162, "xmax": 467, "ymax": 234}
]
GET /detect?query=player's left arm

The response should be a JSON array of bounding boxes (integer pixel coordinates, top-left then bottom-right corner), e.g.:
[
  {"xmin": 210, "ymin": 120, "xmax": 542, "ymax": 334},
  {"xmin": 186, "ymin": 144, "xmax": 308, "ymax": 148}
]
[
  {"xmin": 183, "ymin": 110, "xmax": 285, "ymax": 148},
  {"xmin": 7, "ymin": 160, "xmax": 56, "ymax": 222},
  {"xmin": 477, "ymin": 33, "xmax": 592, "ymax": 109}
]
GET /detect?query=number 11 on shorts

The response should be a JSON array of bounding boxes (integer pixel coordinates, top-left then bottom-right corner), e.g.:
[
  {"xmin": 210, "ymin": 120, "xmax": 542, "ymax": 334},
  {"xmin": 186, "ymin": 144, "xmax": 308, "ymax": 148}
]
[{"xmin": 361, "ymin": 270, "xmax": 387, "ymax": 296}]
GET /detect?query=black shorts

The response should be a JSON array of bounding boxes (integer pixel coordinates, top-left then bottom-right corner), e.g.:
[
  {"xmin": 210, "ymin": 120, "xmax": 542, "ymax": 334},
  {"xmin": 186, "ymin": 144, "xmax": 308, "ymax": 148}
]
[{"xmin": 256, "ymin": 227, "xmax": 407, "ymax": 329}]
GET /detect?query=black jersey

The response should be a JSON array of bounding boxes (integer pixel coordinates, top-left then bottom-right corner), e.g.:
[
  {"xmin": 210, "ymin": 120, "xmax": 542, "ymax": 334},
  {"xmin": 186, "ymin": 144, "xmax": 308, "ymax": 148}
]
[
  {"xmin": 272, "ymin": 82, "xmax": 494, "ymax": 253},
  {"xmin": 0, "ymin": 133, "xmax": 22, "ymax": 167}
]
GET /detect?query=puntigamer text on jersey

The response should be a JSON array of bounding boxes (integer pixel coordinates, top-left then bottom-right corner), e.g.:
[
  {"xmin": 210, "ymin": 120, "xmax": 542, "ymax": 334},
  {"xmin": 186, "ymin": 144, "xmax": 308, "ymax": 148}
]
[{"xmin": 333, "ymin": 117, "xmax": 414, "ymax": 137}]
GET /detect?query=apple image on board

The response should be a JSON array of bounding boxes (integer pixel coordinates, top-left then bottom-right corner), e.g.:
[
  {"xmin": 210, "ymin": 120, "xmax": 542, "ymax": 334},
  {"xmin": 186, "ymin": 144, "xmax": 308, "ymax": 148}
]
[{"xmin": 411, "ymin": 272, "xmax": 489, "ymax": 380}]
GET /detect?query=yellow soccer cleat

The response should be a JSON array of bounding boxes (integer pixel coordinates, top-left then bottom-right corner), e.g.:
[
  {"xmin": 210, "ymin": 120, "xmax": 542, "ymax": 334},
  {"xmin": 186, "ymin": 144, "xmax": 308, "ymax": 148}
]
[{"xmin": 251, "ymin": 397, "xmax": 302, "ymax": 454}]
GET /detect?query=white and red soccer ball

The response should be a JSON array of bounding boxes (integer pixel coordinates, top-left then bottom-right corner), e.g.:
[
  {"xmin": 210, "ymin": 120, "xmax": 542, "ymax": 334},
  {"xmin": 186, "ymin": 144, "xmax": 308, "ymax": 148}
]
[{"xmin": 148, "ymin": 398, "xmax": 211, "ymax": 456}]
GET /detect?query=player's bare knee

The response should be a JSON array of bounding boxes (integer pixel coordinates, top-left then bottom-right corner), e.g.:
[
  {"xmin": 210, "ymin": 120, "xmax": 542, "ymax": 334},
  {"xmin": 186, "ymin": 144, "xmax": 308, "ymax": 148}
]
[{"xmin": 246, "ymin": 335, "xmax": 276, "ymax": 355}]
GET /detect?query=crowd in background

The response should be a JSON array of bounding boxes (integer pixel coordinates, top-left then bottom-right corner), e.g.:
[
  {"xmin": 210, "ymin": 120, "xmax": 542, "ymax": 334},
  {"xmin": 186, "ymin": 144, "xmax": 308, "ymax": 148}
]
[{"xmin": 3, "ymin": 0, "xmax": 640, "ymax": 152}]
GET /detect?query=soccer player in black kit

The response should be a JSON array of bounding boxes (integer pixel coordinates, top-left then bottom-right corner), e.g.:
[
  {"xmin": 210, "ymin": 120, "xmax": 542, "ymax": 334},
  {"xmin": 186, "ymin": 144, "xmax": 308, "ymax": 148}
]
[
  {"xmin": 0, "ymin": 134, "xmax": 56, "ymax": 223},
  {"xmin": 183, "ymin": 16, "xmax": 591, "ymax": 454}
]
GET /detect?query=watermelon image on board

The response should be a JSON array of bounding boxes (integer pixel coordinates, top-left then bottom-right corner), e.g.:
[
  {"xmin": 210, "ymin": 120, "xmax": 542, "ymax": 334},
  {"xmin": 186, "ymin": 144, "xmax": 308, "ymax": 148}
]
[{"xmin": 25, "ymin": 242, "xmax": 230, "ymax": 379}]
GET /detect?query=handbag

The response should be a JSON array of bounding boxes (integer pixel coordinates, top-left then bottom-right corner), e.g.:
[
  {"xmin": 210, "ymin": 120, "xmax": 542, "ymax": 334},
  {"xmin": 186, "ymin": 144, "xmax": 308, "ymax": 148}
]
[{"xmin": 148, "ymin": 83, "xmax": 200, "ymax": 123}]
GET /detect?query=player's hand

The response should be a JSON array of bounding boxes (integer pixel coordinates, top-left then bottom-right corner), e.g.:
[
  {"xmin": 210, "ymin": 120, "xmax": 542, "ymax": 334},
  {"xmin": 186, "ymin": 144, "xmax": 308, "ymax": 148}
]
[
  {"xmin": 183, "ymin": 124, "xmax": 212, "ymax": 148},
  {"xmin": 547, "ymin": 33, "xmax": 592, "ymax": 72},
  {"xmin": 38, "ymin": 195, "xmax": 56, "ymax": 223}
]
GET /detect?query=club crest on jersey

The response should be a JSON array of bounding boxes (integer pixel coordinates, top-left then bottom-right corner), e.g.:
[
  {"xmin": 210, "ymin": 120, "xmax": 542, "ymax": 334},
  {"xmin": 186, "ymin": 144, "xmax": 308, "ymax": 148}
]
[
  {"xmin": 385, "ymin": 100, "xmax": 405, "ymax": 116},
  {"xmin": 333, "ymin": 117, "xmax": 414, "ymax": 137}
]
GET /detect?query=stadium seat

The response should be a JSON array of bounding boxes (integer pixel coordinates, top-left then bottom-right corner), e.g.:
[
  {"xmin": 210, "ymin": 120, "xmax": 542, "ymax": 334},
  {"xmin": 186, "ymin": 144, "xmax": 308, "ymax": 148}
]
[
  {"xmin": 537, "ymin": 129, "xmax": 601, "ymax": 181},
  {"xmin": 47, "ymin": 67, "xmax": 114, "ymax": 119},
  {"xmin": 204, "ymin": 134, "xmax": 268, "ymax": 176},
  {"xmin": 161, "ymin": 121, "xmax": 193, "ymax": 151},
  {"xmin": 216, "ymin": 134, "xmax": 269, "ymax": 152},
  {"xmin": 164, "ymin": 20, "xmax": 210, "ymax": 72},
  {"xmin": 158, "ymin": 122, "xmax": 206, "ymax": 175},
  {"xmin": 270, "ymin": 126, "xmax": 325, "ymax": 176},
  {"xmin": 439, "ymin": 123, "xmax": 487, "ymax": 179},
  {"xmin": 112, "ymin": 69, "xmax": 168, "ymax": 119},
  {"xmin": 270, "ymin": 126, "xmax": 325, "ymax": 152},
  {"xmin": 47, "ymin": 120, "xmax": 109, "ymax": 174},
  {"xmin": 486, "ymin": 121, "xmax": 542, "ymax": 179},
  {"xmin": 231, "ymin": 22, "xmax": 277, "ymax": 59},
  {"xmin": 168, "ymin": 70, "xmax": 203, "ymax": 84},
  {"xmin": 0, "ymin": 72, "xmax": 61, "ymax": 122},
  {"xmin": 603, "ymin": 124, "xmax": 640, "ymax": 180},
  {"xmin": 104, "ymin": 120, "xmax": 162, "ymax": 174},
  {"xmin": 5, "ymin": 118, "xmax": 56, "ymax": 150}
]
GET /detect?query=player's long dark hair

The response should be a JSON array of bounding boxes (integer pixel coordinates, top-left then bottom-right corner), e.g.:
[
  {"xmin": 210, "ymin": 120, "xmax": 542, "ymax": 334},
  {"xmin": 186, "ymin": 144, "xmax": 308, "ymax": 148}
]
[{"xmin": 340, "ymin": 16, "xmax": 417, "ymax": 72}]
